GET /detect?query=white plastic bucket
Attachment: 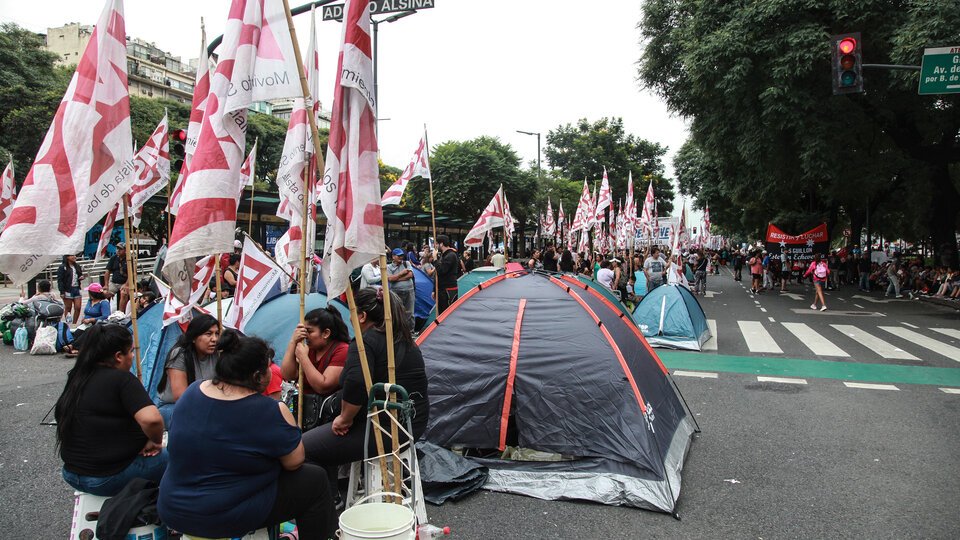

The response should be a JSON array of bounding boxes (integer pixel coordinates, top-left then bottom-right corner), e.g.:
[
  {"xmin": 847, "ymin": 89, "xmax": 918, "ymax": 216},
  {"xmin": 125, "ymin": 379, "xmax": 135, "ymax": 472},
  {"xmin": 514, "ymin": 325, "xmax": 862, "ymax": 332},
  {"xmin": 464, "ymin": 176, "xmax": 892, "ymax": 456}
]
[{"xmin": 338, "ymin": 498, "xmax": 415, "ymax": 540}]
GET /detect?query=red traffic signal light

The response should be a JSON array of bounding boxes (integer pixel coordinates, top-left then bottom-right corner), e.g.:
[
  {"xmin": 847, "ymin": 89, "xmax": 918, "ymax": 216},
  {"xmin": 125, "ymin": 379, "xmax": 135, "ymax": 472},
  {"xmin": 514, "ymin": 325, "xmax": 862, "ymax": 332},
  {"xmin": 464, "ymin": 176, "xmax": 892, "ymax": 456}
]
[
  {"xmin": 831, "ymin": 33, "xmax": 863, "ymax": 95},
  {"xmin": 172, "ymin": 129, "xmax": 187, "ymax": 142}
]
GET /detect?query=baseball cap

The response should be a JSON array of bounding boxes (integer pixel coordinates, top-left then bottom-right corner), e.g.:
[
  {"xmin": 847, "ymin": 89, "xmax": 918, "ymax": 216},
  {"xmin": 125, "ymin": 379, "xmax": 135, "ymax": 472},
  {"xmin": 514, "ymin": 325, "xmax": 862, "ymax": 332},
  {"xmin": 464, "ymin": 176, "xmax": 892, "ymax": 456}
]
[
  {"xmin": 392, "ymin": 248, "xmax": 404, "ymax": 256},
  {"xmin": 234, "ymin": 240, "xmax": 243, "ymax": 249},
  {"xmin": 116, "ymin": 242, "xmax": 125, "ymax": 249},
  {"xmin": 86, "ymin": 283, "xmax": 103, "ymax": 293}
]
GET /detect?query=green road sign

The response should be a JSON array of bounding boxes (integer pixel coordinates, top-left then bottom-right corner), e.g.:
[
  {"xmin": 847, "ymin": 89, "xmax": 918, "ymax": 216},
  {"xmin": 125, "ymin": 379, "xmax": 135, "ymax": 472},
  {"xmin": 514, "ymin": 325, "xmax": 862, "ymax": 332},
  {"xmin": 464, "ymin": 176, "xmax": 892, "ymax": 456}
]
[
  {"xmin": 918, "ymin": 46, "xmax": 960, "ymax": 95},
  {"xmin": 323, "ymin": 0, "xmax": 435, "ymax": 21}
]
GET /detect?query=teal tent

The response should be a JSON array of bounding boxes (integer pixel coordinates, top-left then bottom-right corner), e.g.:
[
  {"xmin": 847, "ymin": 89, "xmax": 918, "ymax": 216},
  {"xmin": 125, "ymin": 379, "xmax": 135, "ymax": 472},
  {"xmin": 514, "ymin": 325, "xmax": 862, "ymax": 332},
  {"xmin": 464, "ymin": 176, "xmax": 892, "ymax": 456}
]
[{"xmin": 632, "ymin": 285, "xmax": 710, "ymax": 351}]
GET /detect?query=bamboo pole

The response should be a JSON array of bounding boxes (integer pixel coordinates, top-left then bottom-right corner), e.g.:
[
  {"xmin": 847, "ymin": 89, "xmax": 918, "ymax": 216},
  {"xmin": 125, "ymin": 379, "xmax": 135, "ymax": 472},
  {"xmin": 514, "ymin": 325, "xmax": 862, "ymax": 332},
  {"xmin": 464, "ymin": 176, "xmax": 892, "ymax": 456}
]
[
  {"xmin": 121, "ymin": 194, "xmax": 142, "ymax": 380},
  {"xmin": 379, "ymin": 254, "xmax": 403, "ymax": 499},
  {"xmin": 214, "ymin": 255, "xmax": 223, "ymax": 327},
  {"xmin": 424, "ymin": 125, "xmax": 439, "ymax": 306},
  {"xmin": 248, "ymin": 136, "xmax": 258, "ymax": 234}
]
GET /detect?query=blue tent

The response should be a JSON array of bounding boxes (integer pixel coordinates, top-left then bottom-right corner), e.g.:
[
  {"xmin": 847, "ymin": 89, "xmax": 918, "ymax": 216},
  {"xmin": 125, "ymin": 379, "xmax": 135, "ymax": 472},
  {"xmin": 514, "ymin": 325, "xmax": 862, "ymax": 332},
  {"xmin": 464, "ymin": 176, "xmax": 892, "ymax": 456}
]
[
  {"xmin": 244, "ymin": 292, "xmax": 353, "ymax": 359},
  {"xmin": 135, "ymin": 305, "xmax": 204, "ymax": 402},
  {"xmin": 632, "ymin": 284, "xmax": 710, "ymax": 351},
  {"xmin": 413, "ymin": 267, "xmax": 435, "ymax": 319},
  {"xmin": 633, "ymin": 270, "xmax": 647, "ymax": 297}
]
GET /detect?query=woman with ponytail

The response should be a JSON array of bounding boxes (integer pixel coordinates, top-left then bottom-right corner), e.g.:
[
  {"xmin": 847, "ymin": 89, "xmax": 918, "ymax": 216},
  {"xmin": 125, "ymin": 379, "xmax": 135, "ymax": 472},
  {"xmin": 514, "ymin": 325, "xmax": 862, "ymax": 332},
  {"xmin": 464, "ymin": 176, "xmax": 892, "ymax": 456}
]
[
  {"xmin": 159, "ymin": 330, "xmax": 334, "ymax": 540},
  {"xmin": 302, "ymin": 286, "xmax": 429, "ymax": 503},
  {"xmin": 56, "ymin": 324, "xmax": 166, "ymax": 496}
]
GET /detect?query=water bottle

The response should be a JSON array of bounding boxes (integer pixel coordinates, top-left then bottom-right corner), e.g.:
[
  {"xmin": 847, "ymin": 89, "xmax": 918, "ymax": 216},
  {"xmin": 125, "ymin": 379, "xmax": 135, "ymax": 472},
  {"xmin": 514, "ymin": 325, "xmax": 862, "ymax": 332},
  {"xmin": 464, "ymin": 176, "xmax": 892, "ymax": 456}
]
[{"xmin": 416, "ymin": 524, "xmax": 450, "ymax": 539}]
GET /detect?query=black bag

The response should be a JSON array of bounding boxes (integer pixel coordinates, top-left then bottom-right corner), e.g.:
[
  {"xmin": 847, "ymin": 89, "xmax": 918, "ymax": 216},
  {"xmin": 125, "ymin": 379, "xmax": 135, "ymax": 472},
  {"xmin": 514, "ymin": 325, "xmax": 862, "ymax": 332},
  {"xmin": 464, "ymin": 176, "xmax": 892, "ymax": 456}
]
[
  {"xmin": 289, "ymin": 390, "xmax": 342, "ymax": 432},
  {"xmin": 33, "ymin": 299, "xmax": 64, "ymax": 319}
]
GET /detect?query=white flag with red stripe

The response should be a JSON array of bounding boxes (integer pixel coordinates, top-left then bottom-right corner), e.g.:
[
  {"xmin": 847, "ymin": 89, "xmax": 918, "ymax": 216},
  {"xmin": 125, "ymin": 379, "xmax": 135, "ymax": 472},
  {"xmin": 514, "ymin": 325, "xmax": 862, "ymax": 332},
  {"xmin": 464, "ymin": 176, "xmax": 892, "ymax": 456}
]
[
  {"xmin": 381, "ymin": 132, "xmax": 430, "ymax": 206},
  {"xmin": 94, "ymin": 203, "xmax": 120, "ymax": 263},
  {"xmin": 127, "ymin": 113, "xmax": 170, "ymax": 227},
  {"xmin": 543, "ymin": 198, "xmax": 556, "ymax": 236},
  {"xmin": 239, "ymin": 141, "xmax": 257, "ymax": 198},
  {"xmin": 464, "ymin": 187, "xmax": 506, "ymax": 247},
  {"xmin": 224, "ymin": 236, "xmax": 284, "ymax": 331},
  {"xmin": 703, "ymin": 202, "xmax": 711, "ymax": 235},
  {"xmin": 157, "ymin": 254, "xmax": 216, "ymax": 327},
  {"xmin": 164, "ymin": 0, "xmax": 303, "ymax": 302},
  {"xmin": 319, "ymin": 0, "xmax": 383, "ymax": 298},
  {"xmin": 503, "ymin": 191, "xmax": 514, "ymax": 239},
  {"xmin": 0, "ymin": 0, "xmax": 134, "ymax": 285},
  {"xmin": 594, "ymin": 167, "xmax": 612, "ymax": 223},
  {"xmin": 571, "ymin": 180, "xmax": 592, "ymax": 232},
  {"xmin": 169, "ymin": 25, "xmax": 213, "ymax": 216},
  {"xmin": 624, "ymin": 171, "xmax": 635, "ymax": 246},
  {"xmin": 0, "ymin": 160, "xmax": 16, "ymax": 232},
  {"xmin": 639, "ymin": 179, "xmax": 655, "ymax": 234}
]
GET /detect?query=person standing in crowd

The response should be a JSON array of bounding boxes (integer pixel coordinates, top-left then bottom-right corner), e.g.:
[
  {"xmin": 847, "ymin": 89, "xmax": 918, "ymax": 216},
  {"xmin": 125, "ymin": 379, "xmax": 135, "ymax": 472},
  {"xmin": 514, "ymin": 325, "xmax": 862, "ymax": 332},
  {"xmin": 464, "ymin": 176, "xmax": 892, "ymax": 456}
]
[
  {"xmin": 103, "ymin": 243, "xmax": 129, "ymax": 312},
  {"xmin": 461, "ymin": 249, "xmax": 474, "ymax": 274},
  {"xmin": 748, "ymin": 251, "xmax": 764, "ymax": 294},
  {"xmin": 435, "ymin": 235, "xmax": 461, "ymax": 315},
  {"xmin": 221, "ymin": 253, "xmax": 241, "ymax": 298},
  {"xmin": 155, "ymin": 314, "xmax": 221, "ymax": 429},
  {"xmin": 559, "ymin": 248, "xmax": 575, "ymax": 274},
  {"xmin": 803, "ymin": 253, "xmax": 830, "ymax": 311},
  {"xmin": 732, "ymin": 249, "xmax": 744, "ymax": 281},
  {"xmin": 694, "ymin": 250, "xmax": 708, "ymax": 295},
  {"xmin": 159, "ymin": 330, "xmax": 334, "ymax": 540},
  {"xmin": 885, "ymin": 254, "xmax": 903, "ymax": 298},
  {"xmin": 827, "ymin": 250, "xmax": 841, "ymax": 290},
  {"xmin": 542, "ymin": 242, "xmax": 559, "ymax": 273},
  {"xmin": 57, "ymin": 254, "xmax": 84, "ymax": 324},
  {"xmin": 360, "ymin": 257, "xmax": 381, "ymax": 290},
  {"xmin": 858, "ymin": 251, "xmax": 872, "ymax": 291},
  {"xmin": 597, "ymin": 259, "xmax": 615, "ymax": 290},
  {"xmin": 56, "ymin": 324, "xmax": 166, "ymax": 496},
  {"xmin": 420, "ymin": 250, "xmax": 436, "ymax": 280},
  {"xmin": 386, "ymin": 248, "xmax": 415, "ymax": 331},
  {"xmin": 404, "ymin": 241, "xmax": 421, "ymax": 268},
  {"xmin": 643, "ymin": 247, "xmax": 667, "ymax": 294},
  {"xmin": 761, "ymin": 251, "xmax": 773, "ymax": 290},
  {"xmin": 490, "ymin": 248, "xmax": 506, "ymax": 269},
  {"xmin": 527, "ymin": 249, "xmax": 542, "ymax": 271}
]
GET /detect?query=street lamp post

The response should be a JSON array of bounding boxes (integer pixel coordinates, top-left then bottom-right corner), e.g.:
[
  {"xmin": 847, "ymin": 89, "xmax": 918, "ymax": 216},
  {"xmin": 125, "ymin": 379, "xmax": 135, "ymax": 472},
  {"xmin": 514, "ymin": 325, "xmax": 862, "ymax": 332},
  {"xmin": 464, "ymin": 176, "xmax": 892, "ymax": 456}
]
[{"xmin": 517, "ymin": 130, "xmax": 541, "ymax": 255}]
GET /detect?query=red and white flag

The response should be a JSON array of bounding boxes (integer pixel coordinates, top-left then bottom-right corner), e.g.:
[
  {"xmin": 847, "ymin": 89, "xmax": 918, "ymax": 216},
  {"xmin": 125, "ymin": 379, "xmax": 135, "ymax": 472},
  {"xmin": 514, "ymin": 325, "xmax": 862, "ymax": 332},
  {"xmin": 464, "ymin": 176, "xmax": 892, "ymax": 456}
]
[
  {"xmin": 624, "ymin": 171, "xmax": 635, "ymax": 246},
  {"xmin": 543, "ymin": 198, "xmax": 556, "ymax": 236},
  {"xmin": 157, "ymin": 254, "xmax": 217, "ymax": 327},
  {"xmin": 0, "ymin": 159, "xmax": 16, "ymax": 232},
  {"xmin": 164, "ymin": 0, "xmax": 303, "ymax": 302},
  {"xmin": 127, "ymin": 113, "xmax": 170, "ymax": 227},
  {"xmin": 0, "ymin": 0, "xmax": 134, "ymax": 285},
  {"xmin": 319, "ymin": 0, "xmax": 383, "ymax": 298},
  {"xmin": 94, "ymin": 203, "xmax": 120, "ymax": 263},
  {"xmin": 381, "ymin": 132, "xmax": 431, "ymax": 206},
  {"xmin": 169, "ymin": 24, "xmax": 213, "ymax": 216},
  {"xmin": 594, "ymin": 167, "xmax": 612, "ymax": 223},
  {"xmin": 464, "ymin": 187, "xmax": 506, "ymax": 247},
  {"xmin": 224, "ymin": 236, "xmax": 285, "ymax": 331},
  {"xmin": 503, "ymin": 191, "xmax": 514, "ymax": 240},
  {"xmin": 239, "ymin": 140, "xmax": 257, "ymax": 199},
  {"xmin": 639, "ymin": 179, "xmax": 655, "ymax": 234},
  {"xmin": 557, "ymin": 201, "xmax": 565, "ymax": 233},
  {"xmin": 571, "ymin": 180, "xmax": 592, "ymax": 232},
  {"xmin": 703, "ymin": 203, "xmax": 711, "ymax": 236}
]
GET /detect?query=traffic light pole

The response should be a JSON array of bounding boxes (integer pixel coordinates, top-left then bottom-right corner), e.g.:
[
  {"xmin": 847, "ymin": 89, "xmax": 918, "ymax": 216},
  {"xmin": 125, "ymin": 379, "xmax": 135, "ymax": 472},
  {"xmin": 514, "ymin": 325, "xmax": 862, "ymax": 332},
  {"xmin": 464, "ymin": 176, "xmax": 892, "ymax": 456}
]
[{"xmin": 863, "ymin": 64, "xmax": 920, "ymax": 71}]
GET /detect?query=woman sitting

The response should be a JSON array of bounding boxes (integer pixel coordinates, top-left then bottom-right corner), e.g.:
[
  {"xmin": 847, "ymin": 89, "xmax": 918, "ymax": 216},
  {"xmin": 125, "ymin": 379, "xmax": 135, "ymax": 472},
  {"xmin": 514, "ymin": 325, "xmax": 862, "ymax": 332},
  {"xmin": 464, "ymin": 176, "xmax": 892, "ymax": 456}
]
[
  {"xmin": 55, "ymin": 324, "xmax": 166, "ymax": 496},
  {"xmin": 155, "ymin": 314, "xmax": 220, "ymax": 429},
  {"xmin": 158, "ymin": 330, "xmax": 334, "ymax": 540},
  {"xmin": 281, "ymin": 306, "xmax": 350, "ymax": 425},
  {"xmin": 302, "ymin": 287, "xmax": 430, "ymax": 499},
  {"xmin": 62, "ymin": 283, "xmax": 113, "ymax": 356}
]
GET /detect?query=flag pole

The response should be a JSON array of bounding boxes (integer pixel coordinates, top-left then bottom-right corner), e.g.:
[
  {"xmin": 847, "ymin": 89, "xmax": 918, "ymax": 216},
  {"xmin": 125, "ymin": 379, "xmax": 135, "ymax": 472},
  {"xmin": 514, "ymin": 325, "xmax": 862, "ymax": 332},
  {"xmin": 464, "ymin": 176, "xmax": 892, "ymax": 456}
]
[
  {"xmin": 214, "ymin": 254, "xmax": 223, "ymax": 327},
  {"xmin": 248, "ymin": 136, "xmax": 258, "ymax": 234},
  {"xmin": 121, "ymin": 194, "xmax": 142, "ymax": 381},
  {"xmin": 424, "ymin": 124, "xmax": 439, "ymax": 305},
  {"xmin": 379, "ymin": 253, "xmax": 404, "ymax": 498}
]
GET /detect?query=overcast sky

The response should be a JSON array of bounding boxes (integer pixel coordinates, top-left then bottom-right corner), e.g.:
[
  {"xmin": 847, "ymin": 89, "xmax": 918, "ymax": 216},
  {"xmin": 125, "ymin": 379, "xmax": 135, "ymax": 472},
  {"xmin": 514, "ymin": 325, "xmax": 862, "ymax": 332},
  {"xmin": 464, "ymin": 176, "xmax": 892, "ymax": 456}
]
[{"xmin": 1, "ymin": 0, "xmax": 696, "ymax": 217}]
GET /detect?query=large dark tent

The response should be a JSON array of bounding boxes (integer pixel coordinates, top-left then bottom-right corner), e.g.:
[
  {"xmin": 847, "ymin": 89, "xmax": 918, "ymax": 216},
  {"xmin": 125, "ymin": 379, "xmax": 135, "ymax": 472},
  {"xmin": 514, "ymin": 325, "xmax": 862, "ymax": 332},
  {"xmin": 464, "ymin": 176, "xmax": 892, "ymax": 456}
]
[{"xmin": 416, "ymin": 271, "xmax": 695, "ymax": 513}]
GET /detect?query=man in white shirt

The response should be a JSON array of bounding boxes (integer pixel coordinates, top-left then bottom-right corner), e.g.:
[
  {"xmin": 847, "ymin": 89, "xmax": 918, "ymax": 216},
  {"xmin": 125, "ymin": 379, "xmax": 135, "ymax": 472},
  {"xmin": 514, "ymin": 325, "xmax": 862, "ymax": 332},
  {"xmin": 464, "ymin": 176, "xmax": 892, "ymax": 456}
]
[
  {"xmin": 597, "ymin": 259, "xmax": 615, "ymax": 290},
  {"xmin": 490, "ymin": 249, "xmax": 506, "ymax": 269}
]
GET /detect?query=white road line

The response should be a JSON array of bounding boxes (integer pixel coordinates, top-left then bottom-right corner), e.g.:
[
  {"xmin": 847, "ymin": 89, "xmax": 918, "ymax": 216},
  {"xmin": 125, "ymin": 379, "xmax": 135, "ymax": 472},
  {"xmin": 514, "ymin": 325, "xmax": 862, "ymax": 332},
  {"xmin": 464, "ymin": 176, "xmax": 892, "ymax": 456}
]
[
  {"xmin": 703, "ymin": 319, "xmax": 718, "ymax": 351},
  {"xmin": 901, "ymin": 322, "xmax": 919, "ymax": 329},
  {"xmin": 931, "ymin": 328, "xmax": 960, "ymax": 340},
  {"xmin": 830, "ymin": 324, "xmax": 919, "ymax": 360},
  {"xmin": 844, "ymin": 382, "xmax": 900, "ymax": 391},
  {"xmin": 879, "ymin": 326, "xmax": 960, "ymax": 362},
  {"xmin": 940, "ymin": 388, "xmax": 960, "ymax": 394},
  {"xmin": 754, "ymin": 300, "xmax": 760, "ymax": 304},
  {"xmin": 757, "ymin": 376, "xmax": 807, "ymax": 385},
  {"xmin": 673, "ymin": 370, "xmax": 718, "ymax": 378},
  {"xmin": 738, "ymin": 321, "xmax": 783, "ymax": 354},
  {"xmin": 760, "ymin": 307, "xmax": 767, "ymax": 312},
  {"xmin": 782, "ymin": 322, "xmax": 849, "ymax": 357},
  {"xmin": 768, "ymin": 316, "xmax": 776, "ymax": 322},
  {"xmin": 853, "ymin": 304, "xmax": 864, "ymax": 309},
  {"xmin": 837, "ymin": 298, "xmax": 846, "ymax": 302}
]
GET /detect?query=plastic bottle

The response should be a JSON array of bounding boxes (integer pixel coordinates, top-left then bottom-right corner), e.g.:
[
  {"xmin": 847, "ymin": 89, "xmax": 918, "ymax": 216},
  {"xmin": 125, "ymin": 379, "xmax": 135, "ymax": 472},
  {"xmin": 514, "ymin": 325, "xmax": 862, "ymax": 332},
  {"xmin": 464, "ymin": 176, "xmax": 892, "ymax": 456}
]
[{"xmin": 416, "ymin": 524, "xmax": 451, "ymax": 539}]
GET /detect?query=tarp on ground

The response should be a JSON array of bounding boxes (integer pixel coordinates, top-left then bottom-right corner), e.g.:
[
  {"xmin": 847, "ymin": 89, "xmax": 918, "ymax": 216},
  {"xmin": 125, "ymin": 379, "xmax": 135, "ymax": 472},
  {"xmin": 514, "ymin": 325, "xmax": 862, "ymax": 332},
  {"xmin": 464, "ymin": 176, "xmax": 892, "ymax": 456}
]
[
  {"xmin": 632, "ymin": 284, "xmax": 710, "ymax": 351},
  {"xmin": 417, "ymin": 272, "xmax": 695, "ymax": 513}
]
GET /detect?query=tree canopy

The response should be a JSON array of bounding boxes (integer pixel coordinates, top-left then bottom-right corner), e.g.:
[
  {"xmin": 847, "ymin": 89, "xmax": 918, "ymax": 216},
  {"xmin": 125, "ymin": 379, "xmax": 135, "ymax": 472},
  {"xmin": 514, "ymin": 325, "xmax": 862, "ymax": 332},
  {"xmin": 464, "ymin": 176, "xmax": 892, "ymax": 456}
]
[{"xmin": 639, "ymin": 0, "xmax": 960, "ymax": 265}]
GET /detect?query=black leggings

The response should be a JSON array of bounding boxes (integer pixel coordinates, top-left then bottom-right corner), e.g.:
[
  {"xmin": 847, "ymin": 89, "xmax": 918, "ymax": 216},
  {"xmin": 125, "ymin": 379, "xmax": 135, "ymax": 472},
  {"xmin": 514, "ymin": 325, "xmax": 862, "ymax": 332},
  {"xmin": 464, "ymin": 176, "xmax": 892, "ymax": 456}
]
[{"xmin": 256, "ymin": 463, "xmax": 335, "ymax": 540}]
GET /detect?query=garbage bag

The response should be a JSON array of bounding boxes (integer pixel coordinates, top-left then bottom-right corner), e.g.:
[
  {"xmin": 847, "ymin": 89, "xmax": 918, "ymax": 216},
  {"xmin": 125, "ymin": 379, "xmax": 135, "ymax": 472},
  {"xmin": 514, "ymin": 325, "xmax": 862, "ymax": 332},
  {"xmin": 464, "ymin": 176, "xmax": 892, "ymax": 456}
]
[{"xmin": 416, "ymin": 441, "xmax": 488, "ymax": 505}]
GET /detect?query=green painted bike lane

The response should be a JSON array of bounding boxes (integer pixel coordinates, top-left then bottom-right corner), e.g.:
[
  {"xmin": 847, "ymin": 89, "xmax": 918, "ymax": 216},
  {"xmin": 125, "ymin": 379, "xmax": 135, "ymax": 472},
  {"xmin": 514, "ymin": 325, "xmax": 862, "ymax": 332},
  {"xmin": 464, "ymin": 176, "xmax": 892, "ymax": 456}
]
[{"xmin": 658, "ymin": 350, "xmax": 960, "ymax": 387}]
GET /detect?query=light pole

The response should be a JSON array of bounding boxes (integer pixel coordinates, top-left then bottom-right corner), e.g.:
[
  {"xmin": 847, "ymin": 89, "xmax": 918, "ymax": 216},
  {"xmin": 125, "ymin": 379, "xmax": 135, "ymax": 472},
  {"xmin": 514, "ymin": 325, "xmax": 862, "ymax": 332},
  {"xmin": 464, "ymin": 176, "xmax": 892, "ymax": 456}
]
[
  {"xmin": 372, "ymin": 10, "xmax": 416, "ymax": 132},
  {"xmin": 516, "ymin": 130, "xmax": 541, "ymax": 181}
]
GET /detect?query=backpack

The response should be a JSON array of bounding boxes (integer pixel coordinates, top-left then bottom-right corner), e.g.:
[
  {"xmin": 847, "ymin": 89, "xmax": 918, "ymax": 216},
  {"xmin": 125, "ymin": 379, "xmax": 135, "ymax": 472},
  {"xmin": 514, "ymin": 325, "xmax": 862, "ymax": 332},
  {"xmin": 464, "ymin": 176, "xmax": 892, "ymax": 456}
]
[
  {"xmin": 13, "ymin": 326, "xmax": 28, "ymax": 351},
  {"xmin": 55, "ymin": 322, "xmax": 73, "ymax": 351},
  {"xmin": 814, "ymin": 262, "xmax": 828, "ymax": 279},
  {"xmin": 33, "ymin": 299, "xmax": 64, "ymax": 320}
]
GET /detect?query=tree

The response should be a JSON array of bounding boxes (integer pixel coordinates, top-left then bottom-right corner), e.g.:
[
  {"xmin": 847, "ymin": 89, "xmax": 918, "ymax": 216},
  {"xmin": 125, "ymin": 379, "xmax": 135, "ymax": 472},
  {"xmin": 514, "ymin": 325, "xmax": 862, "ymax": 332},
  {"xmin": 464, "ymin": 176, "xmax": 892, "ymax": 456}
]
[
  {"xmin": 639, "ymin": 0, "xmax": 959, "ymax": 265},
  {"xmin": 407, "ymin": 136, "xmax": 537, "ymax": 247},
  {"xmin": 544, "ymin": 117, "xmax": 675, "ymax": 217}
]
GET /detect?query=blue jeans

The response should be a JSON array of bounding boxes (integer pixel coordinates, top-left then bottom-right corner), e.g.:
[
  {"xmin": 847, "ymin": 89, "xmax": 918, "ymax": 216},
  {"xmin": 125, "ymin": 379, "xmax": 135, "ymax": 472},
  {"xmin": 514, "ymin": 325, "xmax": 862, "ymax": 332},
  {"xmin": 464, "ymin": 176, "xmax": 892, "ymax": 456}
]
[
  {"xmin": 158, "ymin": 402, "xmax": 176, "ymax": 431},
  {"xmin": 62, "ymin": 450, "xmax": 168, "ymax": 496},
  {"xmin": 859, "ymin": 272, "xmax": 869, "ymax": 291}
]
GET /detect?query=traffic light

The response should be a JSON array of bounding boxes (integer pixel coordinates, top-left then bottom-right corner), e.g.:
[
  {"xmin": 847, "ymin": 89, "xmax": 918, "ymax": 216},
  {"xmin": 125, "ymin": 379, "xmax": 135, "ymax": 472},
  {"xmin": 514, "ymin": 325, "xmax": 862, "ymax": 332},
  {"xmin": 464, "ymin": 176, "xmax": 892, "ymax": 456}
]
[
  {"xmin": 170, "ymin": 128, "xmax": 187, "ymax": 173},
  {"xmin": 831, "ymin": 32, "xmax": 862, "ymax": 94}
]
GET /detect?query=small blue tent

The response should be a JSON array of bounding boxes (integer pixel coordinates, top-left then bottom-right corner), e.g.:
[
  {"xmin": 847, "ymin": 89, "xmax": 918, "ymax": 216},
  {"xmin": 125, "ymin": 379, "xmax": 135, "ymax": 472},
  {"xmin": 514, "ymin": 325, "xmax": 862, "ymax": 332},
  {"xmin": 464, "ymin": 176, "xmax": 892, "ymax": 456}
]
[
  {"xmin": 413, "ymin": 267, "xmax": 435, "ymax": 319},
  {"xmin": 633, "ymin": 270, "xmax": 647, "ymax": 298},
  {"xmin": 244, "ymin": 292, "xmax": 353, "ymax": 359},
  {"xmin": 632, "ymin": 284, "xmax": 710, "ymax": 351}
]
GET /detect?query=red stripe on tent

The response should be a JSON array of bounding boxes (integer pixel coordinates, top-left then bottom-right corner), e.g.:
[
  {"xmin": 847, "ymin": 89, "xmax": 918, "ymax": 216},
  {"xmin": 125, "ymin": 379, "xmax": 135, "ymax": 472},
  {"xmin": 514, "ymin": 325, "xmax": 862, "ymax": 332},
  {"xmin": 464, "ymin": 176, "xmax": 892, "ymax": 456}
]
[
  {"xmin": 547, "ymin": 276, "xmax": 647, "ymax": 414},
  {"xmin": 415, "ymin": 273, "xmax": 512, "ymax": 346},
  {"xmin": 499, "ymin": 298, "xmax": 526, "ymax": 451},
  {"xmin": 558, "ymin": 274, "xmax": 669, "ymax": 375}
]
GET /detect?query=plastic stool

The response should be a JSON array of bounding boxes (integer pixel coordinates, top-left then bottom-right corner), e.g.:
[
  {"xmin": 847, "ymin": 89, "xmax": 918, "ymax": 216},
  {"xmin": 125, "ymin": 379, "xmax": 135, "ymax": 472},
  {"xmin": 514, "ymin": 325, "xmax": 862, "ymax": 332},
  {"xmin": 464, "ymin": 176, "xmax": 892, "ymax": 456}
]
[
  {"xmin": 182, "ymin": 529, "xmax": 272, "ymax": 540},
  {"xmin": 70, "ymin": 491, "xmax": 168, "ymax": 539}
]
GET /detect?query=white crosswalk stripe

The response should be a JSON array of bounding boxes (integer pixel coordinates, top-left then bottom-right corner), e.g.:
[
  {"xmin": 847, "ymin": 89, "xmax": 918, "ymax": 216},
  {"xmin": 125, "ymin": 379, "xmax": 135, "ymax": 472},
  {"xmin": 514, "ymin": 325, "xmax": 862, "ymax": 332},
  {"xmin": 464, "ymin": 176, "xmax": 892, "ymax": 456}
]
[
  {"xmin": 830, "ymin": 324, "xmax": 919, "ymax": 360},
  {"xmin": 843, "ymin": 382, "xmax": 900, "ymax": 391},
  {"xmin": 703, "ymin": 319, "xmax": 718, "ymax": 351},
  {"xmin": 673, "ymin": 370, "xmax": 718, "ymax": 378},
  {"xmin": 940, "ymin": 388, "xmax": 960, "ymax": 394},
  {"xmin": 781, "ymin": 322, "xmax": 849, "ymax": 357},
  {"xmin": 757, "ymin": 376, "xmax": 807, "ymax": 384},
  {"xmin": 931, "ymin": 328, "xmax": 960, "ymax": 340},
  {"xmin": 879, "ymin": 326, "xmax": 960, "ymax": 362},
  {"xmin": 737, "ymin": 321, "xmax": 783, "ymax": 353}
]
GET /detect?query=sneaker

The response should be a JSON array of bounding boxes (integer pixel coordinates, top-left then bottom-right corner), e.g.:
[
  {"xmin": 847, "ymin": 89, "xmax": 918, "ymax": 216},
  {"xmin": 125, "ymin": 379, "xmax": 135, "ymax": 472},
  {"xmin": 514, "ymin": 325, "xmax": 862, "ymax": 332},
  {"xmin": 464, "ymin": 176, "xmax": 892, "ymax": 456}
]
[
  {"xmin": 811, "ymin": 304, "xmax": 817, "ymax": 310},
  {"xmin": 820, "ymin": 306, "xmax": 827, "ymax": 311},
  {"xmin": 895, "ymin": 294, "xmax": 904, "ymax": 298}
]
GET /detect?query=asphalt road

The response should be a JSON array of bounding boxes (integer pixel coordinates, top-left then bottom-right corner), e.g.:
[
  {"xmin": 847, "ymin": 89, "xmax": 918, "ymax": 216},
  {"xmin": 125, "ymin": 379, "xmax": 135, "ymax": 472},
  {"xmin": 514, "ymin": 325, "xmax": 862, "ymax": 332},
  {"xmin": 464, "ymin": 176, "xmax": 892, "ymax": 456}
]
[{"xmin": 1, "ymin": 273, "xmax": 958, "ymax": 538}]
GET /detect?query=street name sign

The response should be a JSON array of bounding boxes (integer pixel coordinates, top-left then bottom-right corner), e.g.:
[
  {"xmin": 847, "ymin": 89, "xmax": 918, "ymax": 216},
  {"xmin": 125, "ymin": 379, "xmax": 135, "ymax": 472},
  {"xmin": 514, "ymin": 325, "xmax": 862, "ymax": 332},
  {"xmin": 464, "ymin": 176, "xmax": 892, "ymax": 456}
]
[
  {"xmin": 322, "ymin": 0, "xmax": 435, "ymax": 21},
  {"xmin": 918, "ymin": 46, "xmax": 960, "ymax": 95}
]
